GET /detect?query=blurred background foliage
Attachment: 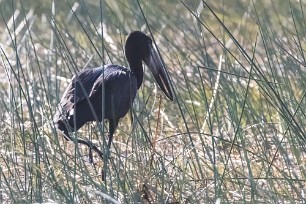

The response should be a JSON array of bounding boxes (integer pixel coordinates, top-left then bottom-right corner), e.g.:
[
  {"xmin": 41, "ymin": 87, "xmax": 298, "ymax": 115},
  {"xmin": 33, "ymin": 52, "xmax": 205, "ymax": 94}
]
[{"xmin": 0, "ymin": 0, "xmax": 305, "ymax": 203}]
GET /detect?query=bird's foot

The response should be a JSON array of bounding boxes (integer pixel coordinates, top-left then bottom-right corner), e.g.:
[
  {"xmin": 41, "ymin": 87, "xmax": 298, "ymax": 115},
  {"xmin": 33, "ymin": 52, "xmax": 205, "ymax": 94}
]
[
  {"xmin": 77, "ymin": 139, "xmax": 103, "ymax": 164},
  {"xmin": 87, "ymin": 145, "xmax": 104, "ymax": 164},
  {"xmin": 76, "ymin": 139, "xmax": 106, "ymax": 180}
]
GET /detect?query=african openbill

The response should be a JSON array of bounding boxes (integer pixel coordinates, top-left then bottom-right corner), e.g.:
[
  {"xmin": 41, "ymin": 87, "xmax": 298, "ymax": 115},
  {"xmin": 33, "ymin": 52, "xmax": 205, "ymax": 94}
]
[{"xmin": 53, "ymin": 31, "xmax": 173, "ymax": 168}]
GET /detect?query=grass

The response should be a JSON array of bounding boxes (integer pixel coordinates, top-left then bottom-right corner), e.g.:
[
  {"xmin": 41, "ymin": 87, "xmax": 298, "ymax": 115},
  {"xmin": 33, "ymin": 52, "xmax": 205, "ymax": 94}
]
[{"xmin": 0, "ymin": 0, "xmax": 305, "ymax": 203}]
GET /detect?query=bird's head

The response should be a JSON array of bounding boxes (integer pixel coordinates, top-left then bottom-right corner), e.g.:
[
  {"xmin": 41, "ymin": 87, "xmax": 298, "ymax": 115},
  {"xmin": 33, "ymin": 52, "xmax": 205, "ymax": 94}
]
[
  {"xmin": 125, "ymin": 31, "xmax": 152, "ymax": 61},
  {"xmin": 125, "ymin": 31, "xmax": 173, "ymax": 101}
]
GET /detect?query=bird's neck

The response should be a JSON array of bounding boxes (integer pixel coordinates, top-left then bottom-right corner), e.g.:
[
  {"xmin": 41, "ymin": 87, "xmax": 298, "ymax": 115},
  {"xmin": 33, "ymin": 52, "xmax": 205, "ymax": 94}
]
[{"xmin": 129, "ymin": 59, "xmax": 143, "ymax": 89}]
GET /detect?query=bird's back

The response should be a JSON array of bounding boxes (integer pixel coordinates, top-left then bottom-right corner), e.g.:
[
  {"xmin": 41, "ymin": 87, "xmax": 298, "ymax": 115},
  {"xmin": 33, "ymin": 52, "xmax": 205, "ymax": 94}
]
[{"xmin": 54, "ymin": 65, "xmax": 138, "ymax": 134}]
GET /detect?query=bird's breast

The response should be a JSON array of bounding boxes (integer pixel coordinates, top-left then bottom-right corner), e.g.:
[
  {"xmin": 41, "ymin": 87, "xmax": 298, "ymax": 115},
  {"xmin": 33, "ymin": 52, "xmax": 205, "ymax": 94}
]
[{"xmin": 92, "ymin": 65, "xmax": 138, "ymax": 120}]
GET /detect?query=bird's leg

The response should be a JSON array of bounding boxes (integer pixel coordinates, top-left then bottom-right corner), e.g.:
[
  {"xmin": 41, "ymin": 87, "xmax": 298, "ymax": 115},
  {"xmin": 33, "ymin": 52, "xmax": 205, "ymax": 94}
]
[
  {"xmin": 77, "ymin": 138, "xmax": 95, "ymax": 163},
  {"xmin": 105, "ymin": 119, "xmax": 118, "ymax": 157},
  {"xmin": 107, "ymin": 122, "xmax": 116, "ymax": 148},
  {"xmin": 57, "ymin": 120, "xmax": 102, "ymax": 163},
  {"xmin": 102, "ymin": 119, "xmax": 118, "ymax": 181},
  {"xmin": 88, "ymin": 147, "xmax": 93, "ymax": 163},
  {"xmin": 70, "ymin": 137, "xmax": 104, "ymax": 162}
]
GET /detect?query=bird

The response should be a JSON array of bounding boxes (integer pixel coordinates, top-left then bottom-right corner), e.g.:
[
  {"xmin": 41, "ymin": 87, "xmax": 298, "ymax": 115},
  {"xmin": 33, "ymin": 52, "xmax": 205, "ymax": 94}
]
[{"xmin": 53, "ymin": 31, "xmax": 173, "ymax": 168}]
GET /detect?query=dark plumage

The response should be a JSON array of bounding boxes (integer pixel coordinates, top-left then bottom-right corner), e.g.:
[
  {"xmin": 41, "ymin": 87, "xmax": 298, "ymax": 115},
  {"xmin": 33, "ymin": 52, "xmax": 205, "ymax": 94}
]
[{"xmin": 53, "ymin": 31, "xmax": 173, "ymax": 176}]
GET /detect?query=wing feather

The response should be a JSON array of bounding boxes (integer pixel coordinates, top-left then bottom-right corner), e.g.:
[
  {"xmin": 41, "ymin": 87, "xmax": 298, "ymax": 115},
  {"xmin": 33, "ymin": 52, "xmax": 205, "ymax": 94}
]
[{"xmin": 54, "ymin": 65, "xmax": 137, "ymax": 122}]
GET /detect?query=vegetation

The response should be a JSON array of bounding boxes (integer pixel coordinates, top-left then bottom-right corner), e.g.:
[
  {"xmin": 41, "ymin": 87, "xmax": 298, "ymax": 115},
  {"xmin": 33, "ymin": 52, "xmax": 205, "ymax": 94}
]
[{"xmin": 0, "ymin": 0, "xmax": 305, "ymax": 203}]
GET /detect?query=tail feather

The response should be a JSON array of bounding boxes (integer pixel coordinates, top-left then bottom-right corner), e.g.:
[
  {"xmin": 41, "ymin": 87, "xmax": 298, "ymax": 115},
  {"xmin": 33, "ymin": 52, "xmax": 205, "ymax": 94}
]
[{"xmin": 55, "ymin": 119, "xmax": 71, "ymax": 141}]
